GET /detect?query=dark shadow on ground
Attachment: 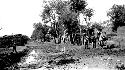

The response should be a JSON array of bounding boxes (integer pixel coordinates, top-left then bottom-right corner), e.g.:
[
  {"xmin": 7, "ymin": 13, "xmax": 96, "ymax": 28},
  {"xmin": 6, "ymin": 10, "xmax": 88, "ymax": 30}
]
[
  {"xmin": 56, "ymin": 58, "xmax": 76, "ymax": 65},
  {"xmin": 0, "ymin": 48, "xmax": 29, "ymax": 70}
]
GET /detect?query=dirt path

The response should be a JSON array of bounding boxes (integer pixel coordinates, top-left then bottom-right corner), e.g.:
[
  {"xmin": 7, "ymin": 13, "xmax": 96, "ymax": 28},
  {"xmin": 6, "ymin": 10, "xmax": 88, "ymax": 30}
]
[
  {"xmin": 18, "ymin": 43, "xmax": 125, "ymax": 70},
  {"xmin": 29, "ymin": 55, "xmax": 124, "ymax": 70}
]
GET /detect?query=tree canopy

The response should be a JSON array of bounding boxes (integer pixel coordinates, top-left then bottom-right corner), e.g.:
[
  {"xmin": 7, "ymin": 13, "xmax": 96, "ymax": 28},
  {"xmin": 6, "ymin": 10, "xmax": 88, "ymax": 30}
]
[
  {"xmin": 32, "ymin": 0, "xmax": 94, "ymax": 44},
  {"xmin": 107, "ymin": 4, "xmax": 125, "ymax": 32},
  {"xmin": 31, "ymin": 22, "xmax": 50, "ymax": 42}
]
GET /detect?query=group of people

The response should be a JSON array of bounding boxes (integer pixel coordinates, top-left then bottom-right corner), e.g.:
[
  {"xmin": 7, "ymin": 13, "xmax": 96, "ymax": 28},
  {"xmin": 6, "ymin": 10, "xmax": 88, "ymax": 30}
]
[
  {"xmin": 83, "ymin": 30, "xmax": 107, "ymax": 49},
  {"xmin": 62, "ymin": 27, "xmax": 108, "ymax": 49}
]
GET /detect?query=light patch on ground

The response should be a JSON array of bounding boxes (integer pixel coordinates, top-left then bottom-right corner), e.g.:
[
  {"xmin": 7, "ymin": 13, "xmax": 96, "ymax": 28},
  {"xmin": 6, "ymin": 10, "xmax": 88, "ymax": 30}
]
[
  {"xmin": 19, "ymin": 50, "xmax": 39, "ymax": 66},
  {"xmin": 22, "ymin": 53, "xmax": 117, "ymax": 70},
  {"xmin": 25, "ymin": 50, "xmax": 38, "ymax": 64}
]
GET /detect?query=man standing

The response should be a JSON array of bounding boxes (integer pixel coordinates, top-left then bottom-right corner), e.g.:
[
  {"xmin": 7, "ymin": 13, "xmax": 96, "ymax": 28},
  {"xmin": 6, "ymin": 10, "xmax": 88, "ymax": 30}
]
[
  {"xmin": 12, "ymin": 37, "xmax": 17, "ymax": 53},
  {"xmin": 85, "ymin": 34, "xmax": 89, "ymax": 49},
  {"xmin": 99, "ymin": 32, "xmax": 107, "ymax": 48},
  {"xmin": 92, "ymin": 36, "xmax": 96, "ymax": 48}
]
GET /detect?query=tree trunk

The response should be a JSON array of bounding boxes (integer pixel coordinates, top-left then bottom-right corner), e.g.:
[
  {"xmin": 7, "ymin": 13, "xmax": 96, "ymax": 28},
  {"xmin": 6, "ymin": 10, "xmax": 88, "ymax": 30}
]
[
  {"xmin": 70, "ymin": 34, "xmax": 72, "ymax": 44},
  {"xmin": 54, "ymin": 37, "xmax": 56, "ymax": 44},
  {"xmin": 70, "ymin": 34, "xmax": 75, "ymax": 45},
  {"xmin": 43, "ymin": 35, "xmax": 45, "ymax": 42},
  {"xmin": 81, "ymin": 35, "xmax": 84, "ymax": 45},
  {"xmin": 58, "ymin": 35, "xmax": 62, "ymax": 44}
]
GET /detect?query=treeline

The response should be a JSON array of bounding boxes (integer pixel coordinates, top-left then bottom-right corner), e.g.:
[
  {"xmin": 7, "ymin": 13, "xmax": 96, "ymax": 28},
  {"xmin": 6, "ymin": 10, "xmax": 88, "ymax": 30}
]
[
  {"xmin": 0, "ymin": 34, "xmax": 30, "ymax": 48},
  {"xmin": 31, "ymin": 0, "xmax": 94, "ymax": 44},
  {"xmin": 31, "ymin": 0, "xmax": 125, "ymax": 45}
]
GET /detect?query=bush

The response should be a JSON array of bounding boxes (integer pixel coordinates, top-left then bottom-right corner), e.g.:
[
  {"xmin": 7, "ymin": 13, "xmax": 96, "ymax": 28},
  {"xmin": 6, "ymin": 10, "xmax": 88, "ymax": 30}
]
[
  {"xmin": 105, "ymin": 40, "xmax": 119, "ymax": 49},
  {"xmin": 0, "ymin": 34, "xmax": 30, "ymax": 48}
]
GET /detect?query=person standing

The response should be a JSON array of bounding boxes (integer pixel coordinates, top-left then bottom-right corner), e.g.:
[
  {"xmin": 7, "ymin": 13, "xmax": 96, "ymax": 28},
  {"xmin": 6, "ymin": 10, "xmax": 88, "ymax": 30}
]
[
  {"xmin": 85, "ymin": 34, "xmax": 89, "ymax": 49},
  {"xmin": 99, "ymin": 32, "xmax": 103, "ymax": 48},
  {"xmin": 12, "ymin": 38, "xmax": 17, "ymax": 53},
  {"xmin": 92, "ymin": 36, "xmax": 96, "ymax": 48}
]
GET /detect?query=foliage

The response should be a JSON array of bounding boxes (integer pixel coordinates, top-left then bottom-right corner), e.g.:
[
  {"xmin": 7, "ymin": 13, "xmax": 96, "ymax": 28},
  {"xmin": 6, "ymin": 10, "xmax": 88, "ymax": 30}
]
[
  {"xmin": 48, "ymin": 27, "xmax": 57, "ymax": 38},
  {"xmin": 59, "ymin": 11, "xmax": 79, "ymax": 34},
  {"xmin": 40, "ymin": 0, "xmax": 94, "ymax": 44},
  {"xmin": 41, "ymin": 0, "xmax": 67, "ymax": 39},
  {"xmin": 41, "ymin": 0, "xmax": 68, "ymax": 23},
  {"xmin": 91, "ymin": 23, "xmax": 104, "ymax": 31},
  {"xmin": 70, "ymin": 0, "xmax": 87, "ymax": 12},
  {"xmin": 107, "ymin": 4, "xmax": 125, "ymax": 32},
  {"xmin": 84, "ymin": 8, "xmax": 94, "ymax": 22},
  {"xmin": 31, "ymin": 22, "xmax": 50, "ymax": 42},
  {"xmin": 0, "ymin": 34, "xmax": 30, "ymax": 48},
  {"xmin": 59, "ymin": 0, "xmax": 88, "ymax": 34},
  {"xmin": 84, "ymin": 8, "xmax": 94, "ymax": 18},
  {"xmin": 41, "ymin": 0, "xmax": 88, "ymax": 35}
]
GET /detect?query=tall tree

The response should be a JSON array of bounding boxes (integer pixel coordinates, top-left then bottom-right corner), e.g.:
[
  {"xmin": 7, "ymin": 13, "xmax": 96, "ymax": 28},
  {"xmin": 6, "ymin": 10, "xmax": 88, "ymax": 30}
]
[
  {"xmin": 41, "ymin": 0, "xmax": 67, "ymax": 43},
  {"xmin": 41, "ymin": 0, "xmax": 92, "ymax": 45},
  {"xmin": 69, "ymin": 0, "xmax": 89, "ymax": 45},
  {"xmin": 107, "ymin": 4, "xmax": 125, "ymax": 32}
]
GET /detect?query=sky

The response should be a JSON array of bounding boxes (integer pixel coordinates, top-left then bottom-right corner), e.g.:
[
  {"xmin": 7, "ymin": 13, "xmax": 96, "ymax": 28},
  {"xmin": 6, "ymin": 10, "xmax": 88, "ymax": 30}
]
[{"xmin": 0, "ymin": 0, "xmax": 125, "ymax": 37}]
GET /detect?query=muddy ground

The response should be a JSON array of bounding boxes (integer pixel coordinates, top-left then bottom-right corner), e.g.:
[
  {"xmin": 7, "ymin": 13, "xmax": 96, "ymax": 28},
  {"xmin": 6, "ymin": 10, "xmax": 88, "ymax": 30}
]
[{"xmin": 1, "ymin": 42, "xmax": 125, "ymax": 70}]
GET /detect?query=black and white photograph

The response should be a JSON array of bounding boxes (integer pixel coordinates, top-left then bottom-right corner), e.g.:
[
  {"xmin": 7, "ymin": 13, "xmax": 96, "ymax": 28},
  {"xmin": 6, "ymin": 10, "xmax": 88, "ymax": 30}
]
[{"xmin": 0, "ymin": 0, "xmax": 125, "ymax": 70}]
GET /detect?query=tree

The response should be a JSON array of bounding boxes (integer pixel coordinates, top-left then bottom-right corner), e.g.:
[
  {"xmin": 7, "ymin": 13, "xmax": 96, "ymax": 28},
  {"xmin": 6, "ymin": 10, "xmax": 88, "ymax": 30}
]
[
  {"xmin": 41, "ymin": 0, "xmax": 67, "ymax": 43},
  {"xmin": 84, "ymin": 8, "xmax": 94, "ymax": 26},
  {"xmin": 41, "ymin": 0, "xmax": 93, "ymax": 45},
  {"xmin": 58, "ymin": 8, "xmax": 80, "ymax": 44},
  {"xmin": 107, "ymin": 4, "xmax": 125, "ymax": 32},
  {"xmin": 91, "ymin": 22, "xmax": 104, "ymax": 31},
  {"xmin": 69, "ymin": 0, "xmax": 90, "ymax": 45},
  {"xmin": 70, "ymin": 0, "xmax": 87, "ymax": 13},
  {"xmin": 31, "ymin": 22, "xmax": 50, "ymax": 42},
  {"xmin": 31, "ymin": 22, "xmax": 43, "ymax": 41}
]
